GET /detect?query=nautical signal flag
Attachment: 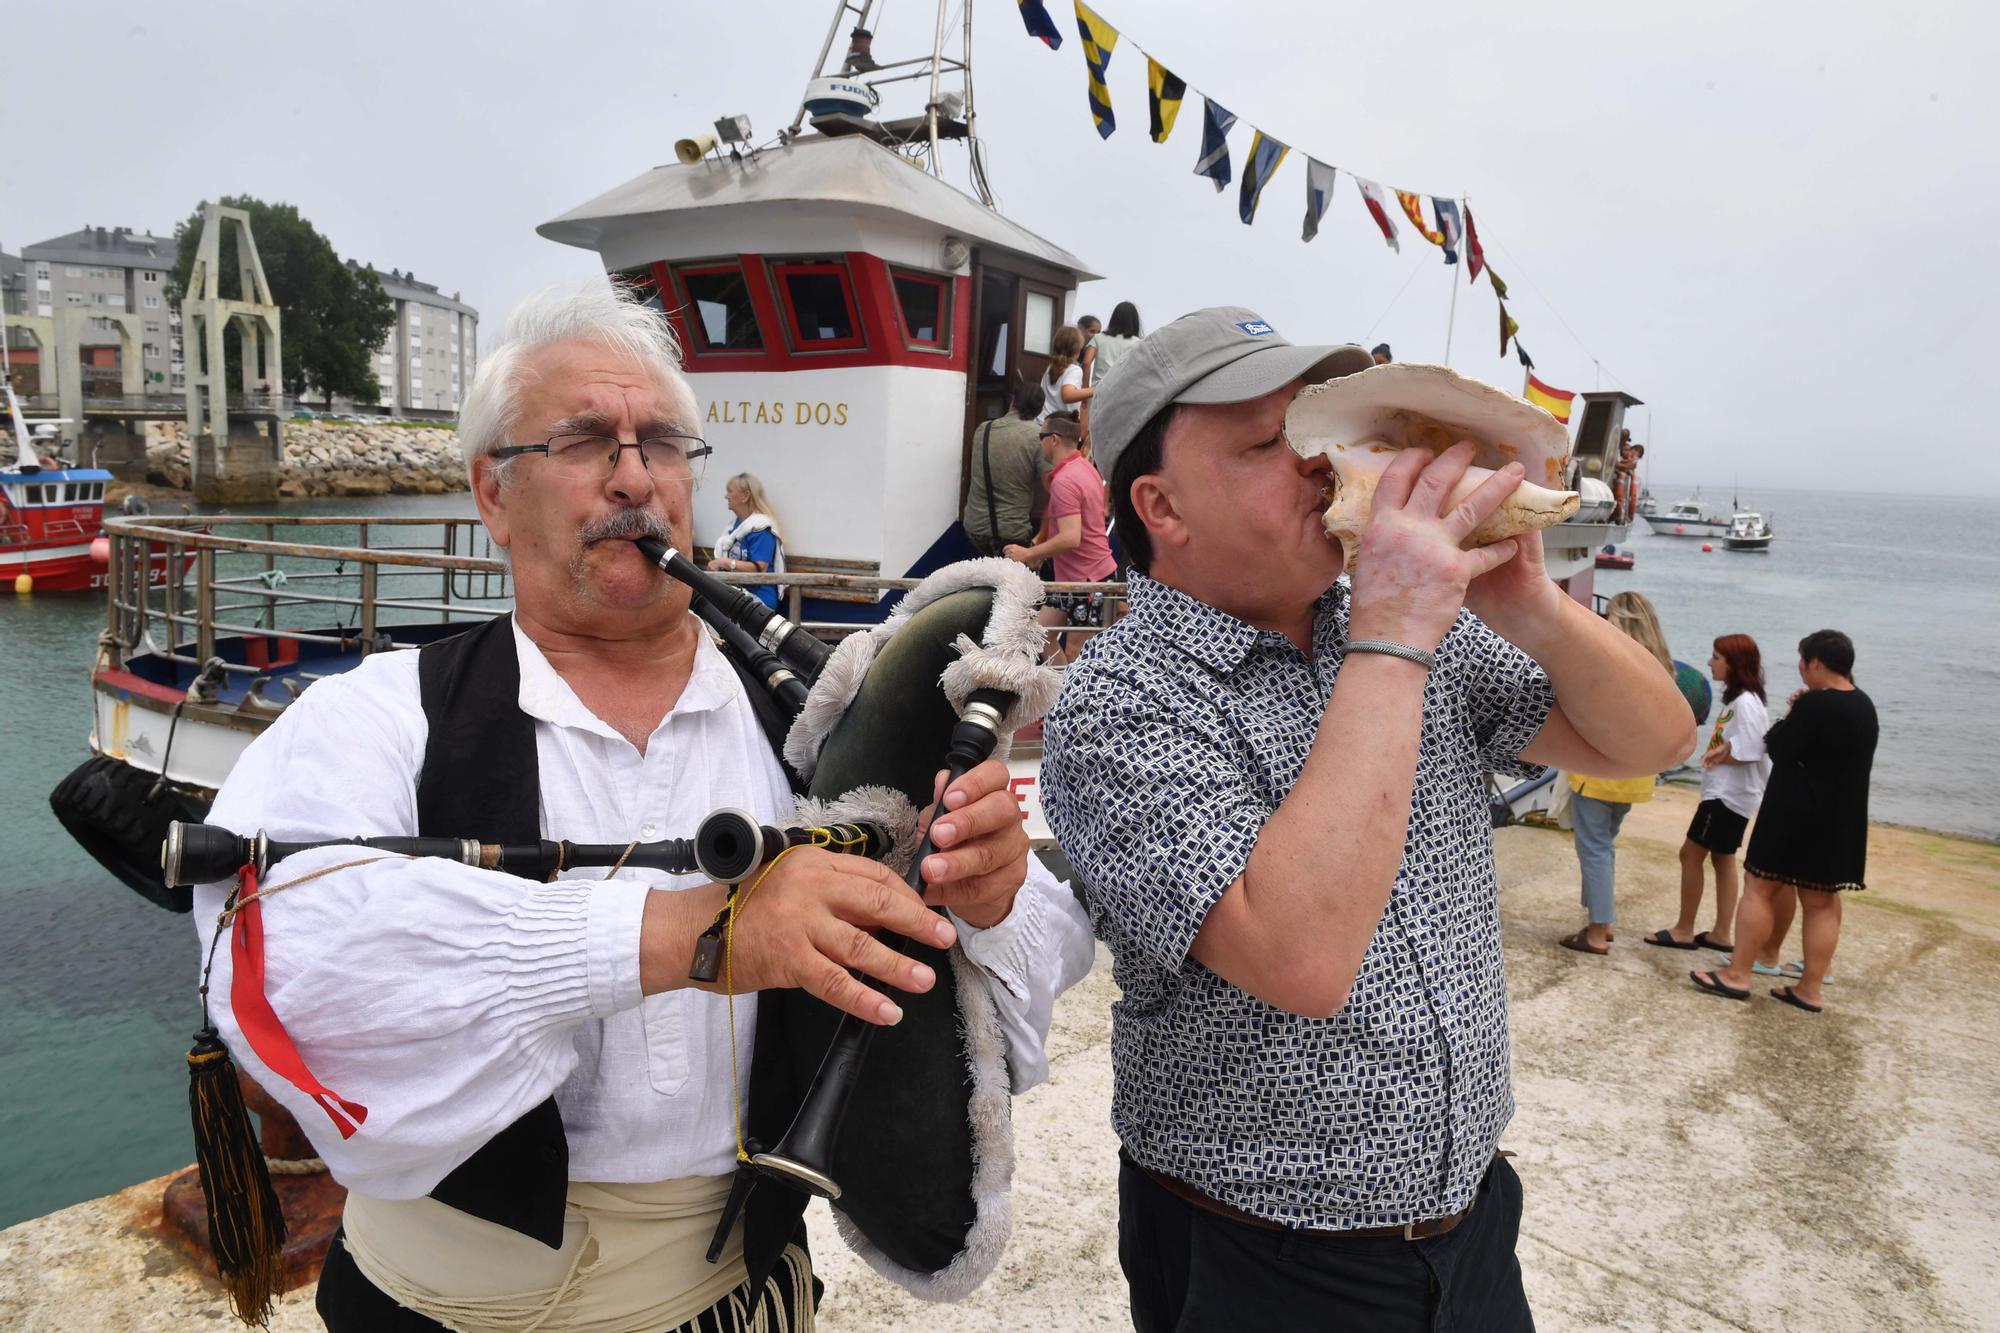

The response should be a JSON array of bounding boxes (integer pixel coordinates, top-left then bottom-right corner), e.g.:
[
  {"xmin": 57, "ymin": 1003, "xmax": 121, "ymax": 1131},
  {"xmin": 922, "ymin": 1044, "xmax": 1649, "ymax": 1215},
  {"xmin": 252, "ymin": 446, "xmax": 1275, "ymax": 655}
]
[
  {"xmin": 1017, "ymin": 0, "xmax": 1063, "ymax": 49},
  {"xmin": 1514, "ymin": 340, "xmax": 1535, "ymax": 370},
  {"xmin": 1146, "ymin": 58, "xmax": 1186, "ymax": 143},
  {"xmin": 1525, "ymin": 373, "xmax": 1575, "ymax": 423},
  {"xmin": 1499, "ymin": 302, "xmax": 1520, "ymax": 359},
  {"xmin": 1194, "ymin": 97, "xmax": 1237, "ymax": 191},
  {"xmin": 1355, "ymin": 177, "xmax": 1400, "ymax": 251},
  {"xmin": 1302, "ymin": 158, "xmax": 1337, "ymax": 242},
  {"xmin": 1396, "ymin": 190, "xmax": 1448, "ymax": 249},
  {"xmin": 1463, "ymin": 205, "xmax": 1486, "ymax": 283},
  {"xmin": 1486, "ymin": 266, "xmax": 1510, "ymax": 302},
  {"xmin": 1074, "ymin": 2, "xmax": 1119, "ymax": 138},
  {"xmin": 1239, "ymin": 131, "xmax": 1290, "ymax": 224},
  {"xmin": 1433, "ymin": 198, "xmax": 1463, "ymax": 265}
]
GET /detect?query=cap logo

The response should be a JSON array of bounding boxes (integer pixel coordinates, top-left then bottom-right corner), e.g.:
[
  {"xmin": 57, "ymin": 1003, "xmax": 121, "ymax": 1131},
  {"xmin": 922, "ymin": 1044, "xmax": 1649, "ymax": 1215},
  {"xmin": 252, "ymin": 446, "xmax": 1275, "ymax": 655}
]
[{"xmin": 1236, "ymin": 320, "xmax": 1276, "ymax": 336}]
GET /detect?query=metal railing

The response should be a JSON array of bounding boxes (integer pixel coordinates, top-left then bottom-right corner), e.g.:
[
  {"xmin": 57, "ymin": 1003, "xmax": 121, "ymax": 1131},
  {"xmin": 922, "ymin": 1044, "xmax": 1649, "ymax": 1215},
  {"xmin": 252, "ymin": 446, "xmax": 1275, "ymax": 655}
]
[{"xmin": 100, "ymin": 514, "xmax": 1129, "ymax": 683}]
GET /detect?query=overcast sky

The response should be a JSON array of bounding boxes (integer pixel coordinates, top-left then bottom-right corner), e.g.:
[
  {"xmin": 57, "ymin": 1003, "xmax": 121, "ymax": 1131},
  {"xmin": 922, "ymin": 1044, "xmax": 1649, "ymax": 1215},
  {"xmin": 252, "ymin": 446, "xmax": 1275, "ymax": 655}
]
[{"xmin": 8, "ymin": 0, "xmax": 1995, "ymax": 496}]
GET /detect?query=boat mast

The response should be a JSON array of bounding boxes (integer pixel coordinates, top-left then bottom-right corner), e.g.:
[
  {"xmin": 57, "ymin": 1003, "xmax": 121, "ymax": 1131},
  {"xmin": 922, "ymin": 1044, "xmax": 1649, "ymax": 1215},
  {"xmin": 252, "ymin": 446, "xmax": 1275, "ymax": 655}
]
[
  {"xmin": 1, "ymin": 296, "xmax": 30, "ymax": 471},
  {"xmin": 789, "ymin": 0, "xmax": 994, "ymax": 207}
]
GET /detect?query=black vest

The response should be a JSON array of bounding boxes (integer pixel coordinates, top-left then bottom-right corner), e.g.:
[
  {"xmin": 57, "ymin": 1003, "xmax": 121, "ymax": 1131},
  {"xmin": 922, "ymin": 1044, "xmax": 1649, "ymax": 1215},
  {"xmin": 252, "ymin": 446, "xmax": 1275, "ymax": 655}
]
[{"xmin": 406, "ymin": 615, "xmax": 802, "ymax": 1265}]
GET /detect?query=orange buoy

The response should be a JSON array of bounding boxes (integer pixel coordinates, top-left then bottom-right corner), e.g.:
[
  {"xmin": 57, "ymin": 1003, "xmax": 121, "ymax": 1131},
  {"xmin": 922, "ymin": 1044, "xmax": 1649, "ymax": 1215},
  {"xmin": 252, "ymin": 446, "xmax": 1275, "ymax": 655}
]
[
  {"xmin": 90, "ymin": 536, "xmax": 111, "ymax": 565},
  {"xmin": 1701, "ymin": 543, "xmax": 1713, "ymax": 552}
]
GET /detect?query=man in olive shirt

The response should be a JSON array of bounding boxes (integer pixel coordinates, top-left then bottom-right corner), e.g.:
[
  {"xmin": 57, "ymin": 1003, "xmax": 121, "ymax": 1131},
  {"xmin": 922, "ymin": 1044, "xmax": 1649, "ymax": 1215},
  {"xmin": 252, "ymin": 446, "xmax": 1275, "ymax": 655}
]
[{"xmin": 963, "ymin": 380, "xmax": 1050, "ymax": 556}]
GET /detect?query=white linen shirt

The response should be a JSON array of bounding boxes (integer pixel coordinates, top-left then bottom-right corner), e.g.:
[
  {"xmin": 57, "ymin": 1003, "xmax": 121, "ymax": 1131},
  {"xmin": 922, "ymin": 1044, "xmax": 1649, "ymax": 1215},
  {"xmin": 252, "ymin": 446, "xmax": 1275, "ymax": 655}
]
[{"xmin": 194, "ymin": 619, "xmax": 1093, "ymax": 1200}]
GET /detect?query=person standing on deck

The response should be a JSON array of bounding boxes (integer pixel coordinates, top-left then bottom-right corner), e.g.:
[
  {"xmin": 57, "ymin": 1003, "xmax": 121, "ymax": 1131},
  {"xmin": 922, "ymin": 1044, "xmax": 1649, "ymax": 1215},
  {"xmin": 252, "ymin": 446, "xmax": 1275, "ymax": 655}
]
[
  {"xmin": 961, "ymin": 381, "xmax": 1051, "ymax": 558},
  {"xmin": 1003, "ymin": 415, "xmax": 1115, "ymax": 665},
  {"xmin": 709, "ymin": 471, "xmax": 785, "ymax": 610}
]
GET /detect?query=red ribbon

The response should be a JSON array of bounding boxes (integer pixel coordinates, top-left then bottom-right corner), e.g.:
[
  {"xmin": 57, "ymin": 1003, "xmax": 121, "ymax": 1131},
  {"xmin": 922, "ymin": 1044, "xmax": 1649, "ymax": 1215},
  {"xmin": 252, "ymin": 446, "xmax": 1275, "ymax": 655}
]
[{"xmin": 228, "ymin": 863, "xmax": 369, "ymax": 1138}]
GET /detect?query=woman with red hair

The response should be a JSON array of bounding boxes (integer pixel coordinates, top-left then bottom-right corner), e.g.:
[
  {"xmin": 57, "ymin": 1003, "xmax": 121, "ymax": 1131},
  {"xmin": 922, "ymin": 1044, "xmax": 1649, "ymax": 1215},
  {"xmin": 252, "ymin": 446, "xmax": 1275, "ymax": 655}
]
[{"xmin": 1646, "ymin": 634, "xmax": 1771, "ymax": 952}]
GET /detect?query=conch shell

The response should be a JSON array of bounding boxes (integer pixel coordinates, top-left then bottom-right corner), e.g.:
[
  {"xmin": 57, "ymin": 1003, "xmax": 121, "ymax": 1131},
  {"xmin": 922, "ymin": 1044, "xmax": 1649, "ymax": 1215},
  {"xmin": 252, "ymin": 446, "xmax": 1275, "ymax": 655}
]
[{"xmin": 1286, "ymin": 364, "xmax": 1579, "ymax": 569}]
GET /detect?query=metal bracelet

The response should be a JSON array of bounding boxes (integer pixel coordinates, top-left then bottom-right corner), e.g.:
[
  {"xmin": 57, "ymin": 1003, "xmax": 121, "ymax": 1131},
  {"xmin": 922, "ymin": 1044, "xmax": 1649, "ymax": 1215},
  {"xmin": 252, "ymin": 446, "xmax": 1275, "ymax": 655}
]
[{"xmin": 1344, "ymin": 638, "xmax": 1437, "ymax": 671}]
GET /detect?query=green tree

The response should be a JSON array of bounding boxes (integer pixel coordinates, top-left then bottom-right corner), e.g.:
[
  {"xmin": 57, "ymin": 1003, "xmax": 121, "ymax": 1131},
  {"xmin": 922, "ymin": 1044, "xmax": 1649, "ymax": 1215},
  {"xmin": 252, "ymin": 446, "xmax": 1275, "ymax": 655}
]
[{"xmin": 167, "ymin": 195, "xmax": 395, "ymax": 404}]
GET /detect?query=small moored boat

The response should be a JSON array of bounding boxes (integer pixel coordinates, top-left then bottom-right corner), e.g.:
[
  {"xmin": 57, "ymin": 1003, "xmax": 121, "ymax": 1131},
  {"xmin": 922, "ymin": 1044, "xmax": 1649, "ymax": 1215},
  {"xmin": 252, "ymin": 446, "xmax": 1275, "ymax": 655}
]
[
  {"xmin": 1723, "ymin": 510, "xmax": 1774, "ymax": 551},
  {"xmin": 1641, "ymin": 492, "xmax": 1731, "ymax": 538}
]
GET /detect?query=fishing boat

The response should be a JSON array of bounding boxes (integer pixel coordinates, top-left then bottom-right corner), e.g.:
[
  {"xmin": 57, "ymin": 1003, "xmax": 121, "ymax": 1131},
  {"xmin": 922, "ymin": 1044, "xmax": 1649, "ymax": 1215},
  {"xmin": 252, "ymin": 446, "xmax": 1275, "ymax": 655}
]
[
  {"xmin": 1642, "ymin": 491, "xmax": 1731, "ymax": 538},
  {"xmin": 1723, "ymin": 509, "xmax": 1774, "ymax": 551},
  {"xmin": 3, "ymin": 391, "xmax": 187, "ymax": 592}
]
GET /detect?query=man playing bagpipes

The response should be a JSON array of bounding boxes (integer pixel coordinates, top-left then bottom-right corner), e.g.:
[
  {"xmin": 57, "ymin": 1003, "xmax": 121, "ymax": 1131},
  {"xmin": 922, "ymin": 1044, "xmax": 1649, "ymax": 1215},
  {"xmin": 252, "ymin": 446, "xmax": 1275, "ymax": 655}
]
[
  {"xmin": 1040, "ymin": 309, "xmax": 1695, "ymax": 1331},
  {"xmin": 187, "ymin": 284, "xmax": 1094, "ymax": 1330}
]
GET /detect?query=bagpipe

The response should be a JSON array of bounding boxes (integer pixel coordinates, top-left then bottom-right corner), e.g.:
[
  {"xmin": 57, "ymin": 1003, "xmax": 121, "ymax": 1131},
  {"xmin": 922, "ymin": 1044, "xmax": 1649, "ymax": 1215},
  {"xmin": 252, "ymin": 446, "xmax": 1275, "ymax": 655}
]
[
  {"xmin": 175, "ymin": 535, "xmax": 1062, "ymax": 1320},
  {"xmin": 638, "ymin": 536, "xmax": 1062, "ymax": 1300}
]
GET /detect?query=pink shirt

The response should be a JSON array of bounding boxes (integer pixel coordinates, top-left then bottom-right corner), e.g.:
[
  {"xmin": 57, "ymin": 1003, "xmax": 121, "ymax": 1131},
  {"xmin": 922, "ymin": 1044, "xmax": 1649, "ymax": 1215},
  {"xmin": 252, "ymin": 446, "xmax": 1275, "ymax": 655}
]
[{"xmin": 1046, "ymin": 454, "xmax": 1116, "ymax": 582}]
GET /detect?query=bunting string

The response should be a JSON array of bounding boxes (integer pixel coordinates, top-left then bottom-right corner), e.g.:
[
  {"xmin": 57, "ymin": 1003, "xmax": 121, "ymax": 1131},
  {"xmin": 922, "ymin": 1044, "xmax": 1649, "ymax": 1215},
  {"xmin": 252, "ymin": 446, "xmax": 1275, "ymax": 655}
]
[{"xmin": 1007, "ymin": 1, "xmax": 1618, "ymax": 405}]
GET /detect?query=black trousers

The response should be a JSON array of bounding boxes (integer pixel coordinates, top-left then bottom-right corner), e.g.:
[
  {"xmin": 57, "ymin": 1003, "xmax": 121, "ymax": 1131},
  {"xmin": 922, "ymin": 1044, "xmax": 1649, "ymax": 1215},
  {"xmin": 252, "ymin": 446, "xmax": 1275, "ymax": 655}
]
[{"xmin": 1118, "ymin": 1154, "xmax": 1535, "ymax": 1333}]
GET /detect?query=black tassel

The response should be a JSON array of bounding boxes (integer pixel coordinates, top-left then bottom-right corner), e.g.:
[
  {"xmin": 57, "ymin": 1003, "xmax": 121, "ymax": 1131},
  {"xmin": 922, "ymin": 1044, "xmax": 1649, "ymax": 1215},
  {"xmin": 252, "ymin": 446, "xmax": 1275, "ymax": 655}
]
[{"xmin": 187, "ymin": 1025, "xmax": 287, "ymax": 1326}]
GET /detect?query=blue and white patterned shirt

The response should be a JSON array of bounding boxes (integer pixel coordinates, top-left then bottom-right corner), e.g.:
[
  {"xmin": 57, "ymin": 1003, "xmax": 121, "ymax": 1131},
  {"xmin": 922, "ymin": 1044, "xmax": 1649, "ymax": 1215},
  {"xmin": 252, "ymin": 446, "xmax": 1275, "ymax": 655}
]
[{"xmin": 1042, "ymin": 571, "xmax": 1554, "ymax": 1229}]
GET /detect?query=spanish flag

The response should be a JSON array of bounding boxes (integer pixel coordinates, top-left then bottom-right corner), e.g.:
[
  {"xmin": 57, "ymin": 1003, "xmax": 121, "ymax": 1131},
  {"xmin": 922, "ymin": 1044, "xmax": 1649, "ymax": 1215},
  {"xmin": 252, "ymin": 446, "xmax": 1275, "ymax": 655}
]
[
  {"xmin": 1524, "ymin": 373, "xmax": 1575, "ymax": 423},
  {"xmin": 1146, "ymin": 58, "xmax": 1186, "ymax": 142},
  {"xmin": 1017, "ymin": 0, "xmax": 1063, "ymax": 49},
  {"xmin": 1238, "ymin": 130, "xmax": 1290, "ymax": 225},
  {"xmin": 1074, "ymin": 2, "xmax": 1119, "ymax": 138}
]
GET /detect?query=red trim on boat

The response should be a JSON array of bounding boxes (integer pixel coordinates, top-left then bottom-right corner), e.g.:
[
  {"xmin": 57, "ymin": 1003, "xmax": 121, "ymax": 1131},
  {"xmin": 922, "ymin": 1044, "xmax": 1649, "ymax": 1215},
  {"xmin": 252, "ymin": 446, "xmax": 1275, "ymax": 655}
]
[{"xmin": 95, "ymin": 668, "xmax": 191, "ymax": 705}]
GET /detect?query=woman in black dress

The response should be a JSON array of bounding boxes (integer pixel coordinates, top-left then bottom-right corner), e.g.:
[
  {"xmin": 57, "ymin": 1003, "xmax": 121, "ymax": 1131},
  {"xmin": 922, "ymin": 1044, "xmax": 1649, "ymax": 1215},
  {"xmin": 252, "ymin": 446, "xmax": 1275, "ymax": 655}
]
[{"xmin": 1692, "ymin": 630, "xmax": 1878, "ymax": 1012}]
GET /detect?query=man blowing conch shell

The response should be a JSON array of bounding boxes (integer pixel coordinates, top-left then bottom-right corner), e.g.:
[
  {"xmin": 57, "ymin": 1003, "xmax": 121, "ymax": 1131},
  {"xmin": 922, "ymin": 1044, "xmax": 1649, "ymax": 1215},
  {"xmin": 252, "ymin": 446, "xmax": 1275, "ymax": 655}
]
[{"xmin": 1038, "ymin": 307, "xmax": 1694, "ymax": 1332}]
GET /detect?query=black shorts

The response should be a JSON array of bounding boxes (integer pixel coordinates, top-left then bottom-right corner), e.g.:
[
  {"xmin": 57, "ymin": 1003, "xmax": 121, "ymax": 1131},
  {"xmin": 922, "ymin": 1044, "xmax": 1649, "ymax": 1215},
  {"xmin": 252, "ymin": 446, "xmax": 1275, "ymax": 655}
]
[{"xmin": 1688, "ymin": 798, "xmax": 1749, "ymax": 855}]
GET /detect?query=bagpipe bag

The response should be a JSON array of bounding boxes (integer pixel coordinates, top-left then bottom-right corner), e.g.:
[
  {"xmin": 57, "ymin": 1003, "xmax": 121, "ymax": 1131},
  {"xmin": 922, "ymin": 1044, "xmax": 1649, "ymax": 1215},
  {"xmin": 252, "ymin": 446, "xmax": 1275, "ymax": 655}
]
[{"xmin": 742, "ymin": 556, "xmax": 1059, "ymax": 1300}]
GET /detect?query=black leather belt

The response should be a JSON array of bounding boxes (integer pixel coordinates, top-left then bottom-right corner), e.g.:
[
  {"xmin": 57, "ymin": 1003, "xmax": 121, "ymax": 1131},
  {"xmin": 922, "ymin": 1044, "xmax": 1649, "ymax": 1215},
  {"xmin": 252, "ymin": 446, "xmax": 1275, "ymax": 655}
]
[{"xmin": 1129, "ymin": 1152, "xmax": 1478, "ymax": 1242}]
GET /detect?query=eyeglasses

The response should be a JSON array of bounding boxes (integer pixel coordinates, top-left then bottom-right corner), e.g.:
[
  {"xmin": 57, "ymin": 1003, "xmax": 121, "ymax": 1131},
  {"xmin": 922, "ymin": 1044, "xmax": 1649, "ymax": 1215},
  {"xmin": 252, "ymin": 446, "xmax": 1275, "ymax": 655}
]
[{"xmin": 492, "ymin": 431, "xmax": 712, "ymax": 481}]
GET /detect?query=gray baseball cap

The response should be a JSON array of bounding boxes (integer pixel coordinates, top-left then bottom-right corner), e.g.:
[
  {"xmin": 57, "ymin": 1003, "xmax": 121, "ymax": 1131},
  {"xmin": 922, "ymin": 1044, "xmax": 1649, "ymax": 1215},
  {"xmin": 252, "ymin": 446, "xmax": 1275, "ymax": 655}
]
[{"xmin": 1089, "ymin": 306, "xmax": 1374, "ymax": 483}]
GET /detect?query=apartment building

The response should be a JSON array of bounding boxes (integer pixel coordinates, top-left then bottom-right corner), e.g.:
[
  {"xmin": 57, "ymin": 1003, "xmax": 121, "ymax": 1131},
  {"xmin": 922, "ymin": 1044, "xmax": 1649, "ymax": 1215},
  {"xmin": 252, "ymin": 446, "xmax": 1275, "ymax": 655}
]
[
  {"xmin": 363, "ymin": 265, "xmax": 478, "ymax": 416},
  {"xmin": 19, "ymin": 226, "xmax": 182, "ymax": 396}
]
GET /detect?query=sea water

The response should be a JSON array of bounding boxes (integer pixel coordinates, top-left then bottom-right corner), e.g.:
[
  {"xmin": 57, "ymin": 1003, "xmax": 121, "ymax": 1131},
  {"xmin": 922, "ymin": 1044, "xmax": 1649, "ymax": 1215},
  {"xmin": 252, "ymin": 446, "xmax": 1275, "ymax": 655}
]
[{"xmin": 1, "ymin": 485, "xmax": 1993, "ymax": 1229}]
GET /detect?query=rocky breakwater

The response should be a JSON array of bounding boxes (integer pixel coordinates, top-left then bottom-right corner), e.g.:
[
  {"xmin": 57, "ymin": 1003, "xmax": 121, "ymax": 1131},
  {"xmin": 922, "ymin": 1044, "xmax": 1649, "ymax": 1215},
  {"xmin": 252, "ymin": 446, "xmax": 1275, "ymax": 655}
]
[{"xmin": 143, "ymin": 421, "xmax": 470, "ymax": 498}]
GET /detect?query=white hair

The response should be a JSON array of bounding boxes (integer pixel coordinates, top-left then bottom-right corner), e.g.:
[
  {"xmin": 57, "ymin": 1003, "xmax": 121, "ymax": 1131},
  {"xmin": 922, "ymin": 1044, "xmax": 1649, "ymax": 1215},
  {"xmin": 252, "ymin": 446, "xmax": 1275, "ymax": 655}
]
[{"xmin": 457, "ymin": 280, "xmax": 697, "ymax": 487}]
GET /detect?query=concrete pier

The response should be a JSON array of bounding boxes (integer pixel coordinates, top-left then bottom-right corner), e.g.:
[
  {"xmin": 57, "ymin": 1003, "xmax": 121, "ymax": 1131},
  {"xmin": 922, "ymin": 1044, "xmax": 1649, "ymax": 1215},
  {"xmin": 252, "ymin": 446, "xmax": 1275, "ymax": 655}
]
[{"xmin": 3, "ymin": 786, "xmax": 1995, "ymax": 1330}]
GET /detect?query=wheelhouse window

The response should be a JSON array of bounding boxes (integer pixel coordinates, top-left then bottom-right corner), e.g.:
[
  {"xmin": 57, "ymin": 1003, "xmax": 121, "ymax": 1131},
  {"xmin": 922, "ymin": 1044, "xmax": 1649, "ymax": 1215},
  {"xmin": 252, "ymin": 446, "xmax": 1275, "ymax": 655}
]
[
  {"xmin": 612, "ymin": 264, "xmax": 667, "ymax": 315},
  {"xmin": 890, "ymin": 269, "xmax": 951, "ymax": 350},
  {"xmin": 672, "ymin": 263, "xmax": 764, "ymax": 352},
  {"xmin": 771, "ymin": 261, "xmax": 865, "ymax": 352}
]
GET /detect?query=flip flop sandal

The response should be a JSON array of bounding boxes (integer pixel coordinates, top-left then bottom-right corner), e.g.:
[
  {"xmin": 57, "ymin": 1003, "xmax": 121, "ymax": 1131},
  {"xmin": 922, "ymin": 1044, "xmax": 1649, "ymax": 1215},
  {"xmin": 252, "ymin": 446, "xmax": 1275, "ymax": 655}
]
[
  {"xmin": 1771, "ymin": 986, "xmax": 1823, "ymax": 1013},
  {"xmin": 1558, "ymin": 930, "xmax": 1608, "ymax": 956},
  {"xmin": 1750, "ymin": 961, "xmax": 1788, "ymax": 977},
  {"xmin": 1694, "ymin": 931, "xmax": 1734, "ymax": 951},
  {"xmin": 1783, "ymin": 961, "xmax": 1835, "ymax": 984},
  {"xmin": 1689, "ymin": 969, "xmax": 1750, "ymax": 1001},
  {"xmin": 1644, "ymin": 929, "xmax": 1699, "ymax": 950}
]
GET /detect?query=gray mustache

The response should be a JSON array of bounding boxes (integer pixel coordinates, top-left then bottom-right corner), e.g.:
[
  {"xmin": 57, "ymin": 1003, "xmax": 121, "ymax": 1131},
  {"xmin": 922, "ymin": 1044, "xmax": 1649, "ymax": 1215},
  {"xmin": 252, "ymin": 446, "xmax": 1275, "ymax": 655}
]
[{"xmin": 578, "ymin": 509, "xmax": 673, "ymax": 546}]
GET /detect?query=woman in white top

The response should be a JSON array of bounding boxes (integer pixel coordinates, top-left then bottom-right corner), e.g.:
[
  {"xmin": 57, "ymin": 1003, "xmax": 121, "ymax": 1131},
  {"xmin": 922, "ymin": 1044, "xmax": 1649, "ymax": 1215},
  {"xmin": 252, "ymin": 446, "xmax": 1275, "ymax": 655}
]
[
  {"xmin": 1038, "ymin": 325, "xmax": 1092, "ymax": 425},
  {"xmin": 1646, "ymin": 633, "xmax": 1773, "ymax": 955},
  {"xmin": 1084, "ymin": 301, "xmax": 1143, "ymax": 391}
]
